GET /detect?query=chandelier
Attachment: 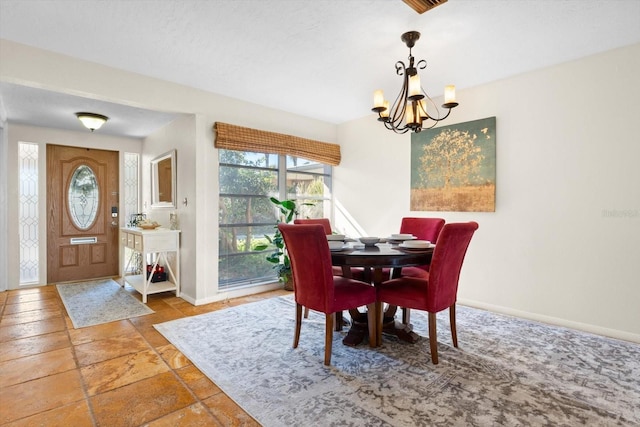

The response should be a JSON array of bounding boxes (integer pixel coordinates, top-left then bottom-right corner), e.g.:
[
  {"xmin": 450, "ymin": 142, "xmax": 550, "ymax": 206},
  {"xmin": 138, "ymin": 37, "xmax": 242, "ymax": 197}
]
[{"xmin": 372, "ymin": 31, "xmax": 458, "ymax": 134}]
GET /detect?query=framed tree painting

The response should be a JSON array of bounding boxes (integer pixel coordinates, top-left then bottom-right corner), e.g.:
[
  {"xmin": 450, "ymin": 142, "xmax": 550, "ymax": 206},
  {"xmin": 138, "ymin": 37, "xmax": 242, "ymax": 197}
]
[{"xmin": 411, "ymin": 116, "xmax": 496, "ymax": 212}]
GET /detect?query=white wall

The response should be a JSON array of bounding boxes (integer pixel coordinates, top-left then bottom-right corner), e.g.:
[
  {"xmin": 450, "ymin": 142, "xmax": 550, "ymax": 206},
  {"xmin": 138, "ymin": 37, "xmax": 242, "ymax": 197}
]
[
  {"xmin": 142, "ymin": 114, "xmax": 197, "ymax": 301},
  {"xmin": 337, "ymin": 43, "xmax": 640, "ymax": 342}
]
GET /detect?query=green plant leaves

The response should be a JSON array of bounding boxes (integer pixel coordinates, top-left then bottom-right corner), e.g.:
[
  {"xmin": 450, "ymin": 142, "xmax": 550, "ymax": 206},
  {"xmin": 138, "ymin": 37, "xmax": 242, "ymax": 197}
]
[{"xmin": 257, "ymin": 197, "xmax": 315, "ymax": 281}]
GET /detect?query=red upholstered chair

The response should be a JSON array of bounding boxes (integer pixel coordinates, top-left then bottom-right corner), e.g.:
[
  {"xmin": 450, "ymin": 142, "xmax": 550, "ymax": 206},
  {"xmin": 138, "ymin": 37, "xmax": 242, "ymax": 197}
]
[
  {"xmin": 377, "ymin": 221, "xmax": 478, "ymax": 364},
  {"xmin": 279, "ymin": 223, "xmax": 378, "ymax": 365},
  {"xmin": 397, "ymin": 217, "xmax": 445, "ymax": 279},
  {"xmin": 293, "ymin": 218, "xmax": 343, "ymax": 319},
  {"xmin": 379, "ymin": 217, "xmax": 446, "ymax": 285}
]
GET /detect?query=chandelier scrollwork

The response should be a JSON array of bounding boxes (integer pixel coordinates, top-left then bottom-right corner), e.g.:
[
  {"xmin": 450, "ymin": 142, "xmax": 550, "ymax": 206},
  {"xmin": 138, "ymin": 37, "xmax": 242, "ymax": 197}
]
[{"xmin": 372, "ymin": 31, "xmax": 459, "ymax": 134}]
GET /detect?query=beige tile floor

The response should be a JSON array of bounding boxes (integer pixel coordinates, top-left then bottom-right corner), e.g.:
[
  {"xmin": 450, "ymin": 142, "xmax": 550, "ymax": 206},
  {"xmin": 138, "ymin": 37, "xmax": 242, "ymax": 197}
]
[{"xmin": 0, "ymin": 283, "xmax": 288, "ymax": 426}]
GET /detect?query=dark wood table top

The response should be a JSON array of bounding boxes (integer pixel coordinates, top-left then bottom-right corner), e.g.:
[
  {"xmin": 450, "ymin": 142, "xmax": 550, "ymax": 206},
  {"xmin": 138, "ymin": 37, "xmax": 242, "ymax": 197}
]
[{"xmin": 330, "ymin": 243, "xmax": 433, "ymax": 269}]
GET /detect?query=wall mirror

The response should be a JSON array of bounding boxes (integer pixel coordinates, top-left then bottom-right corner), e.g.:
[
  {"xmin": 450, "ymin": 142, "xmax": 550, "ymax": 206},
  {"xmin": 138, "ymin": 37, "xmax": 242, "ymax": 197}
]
[{"xmin": 151, "ymin": 149, "xmax": 177, "ymax": 209}]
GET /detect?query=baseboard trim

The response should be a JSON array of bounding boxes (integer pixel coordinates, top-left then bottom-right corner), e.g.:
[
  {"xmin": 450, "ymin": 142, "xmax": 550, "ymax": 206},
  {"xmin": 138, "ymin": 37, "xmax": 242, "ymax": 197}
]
[
  {"xmin": 458, "ymin": 298, "xmax": 640, "ymax": 344},
  {"xmin": 191, "ymin": 282, "xmax": 283, "ymax": 306}
]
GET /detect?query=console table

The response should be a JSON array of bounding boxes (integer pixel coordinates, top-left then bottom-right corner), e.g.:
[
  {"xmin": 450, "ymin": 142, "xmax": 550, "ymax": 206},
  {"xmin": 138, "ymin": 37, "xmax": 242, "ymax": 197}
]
[{"xmin": 121, "ymin": 227, "xmax": 180, "ymax": 303}]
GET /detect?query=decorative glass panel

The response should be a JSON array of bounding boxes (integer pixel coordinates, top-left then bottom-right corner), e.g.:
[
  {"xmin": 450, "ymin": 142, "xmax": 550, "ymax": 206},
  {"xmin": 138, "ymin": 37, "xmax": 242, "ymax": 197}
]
[
  {"xmin": 123, "ymin": 152, "xmax": 139, "ymax": 224},
  {"xmin": 123, "ymin": 153, "xmax": 141, "ymax": 273},
  {"xmin": 19, "ymin": 142, "xmax": 39, "ymax": 284},
  {"xmin": 68, "ymin": 165, "xmax": 99, "ymax": 230}
]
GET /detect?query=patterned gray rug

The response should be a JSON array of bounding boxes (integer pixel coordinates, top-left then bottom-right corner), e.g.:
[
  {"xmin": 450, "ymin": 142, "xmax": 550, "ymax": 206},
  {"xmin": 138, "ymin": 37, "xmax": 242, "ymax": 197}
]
[
  {"xmin": 57, "ymin": 279, "xmax": 154, "ymax": 328},
  {"xmin": 154, "ymin": 296, "xmax": 640, "ymax": 426}
]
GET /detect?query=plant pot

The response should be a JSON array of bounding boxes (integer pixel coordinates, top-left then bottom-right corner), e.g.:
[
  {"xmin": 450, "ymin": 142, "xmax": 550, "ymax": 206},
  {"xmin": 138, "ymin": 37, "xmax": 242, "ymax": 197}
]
[{"xmin": 283, "ymin": 276, "xmax": 294, "ymax": 291}]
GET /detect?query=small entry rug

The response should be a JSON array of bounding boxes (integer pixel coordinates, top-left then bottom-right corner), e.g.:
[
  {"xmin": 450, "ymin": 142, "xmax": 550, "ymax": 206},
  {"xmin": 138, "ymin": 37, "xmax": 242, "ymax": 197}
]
[
  {"xmin": 57, "ymin": 279, "xmax": 154, "ymax": 328},
  {"xmin": 154, "ymin": 296, "xmax": 640, "ymax": 426}
]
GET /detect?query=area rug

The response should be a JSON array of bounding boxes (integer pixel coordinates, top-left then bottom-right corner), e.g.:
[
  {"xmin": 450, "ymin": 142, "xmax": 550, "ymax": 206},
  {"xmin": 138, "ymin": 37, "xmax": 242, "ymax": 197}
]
[
  {"xmin": 57, "ymin": 279, "xmax": 154, "ymax": 328},
  {"xmin": 154, "ymin": 296, "xmax": 640, "ymax": 426}
]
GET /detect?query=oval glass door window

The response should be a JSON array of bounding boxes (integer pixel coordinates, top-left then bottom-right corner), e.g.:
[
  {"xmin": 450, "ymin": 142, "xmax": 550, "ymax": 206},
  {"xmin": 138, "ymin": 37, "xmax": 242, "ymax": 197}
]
[{"xmin": 68, "ymin": 165, "xmax": 99, "ymax": 230}]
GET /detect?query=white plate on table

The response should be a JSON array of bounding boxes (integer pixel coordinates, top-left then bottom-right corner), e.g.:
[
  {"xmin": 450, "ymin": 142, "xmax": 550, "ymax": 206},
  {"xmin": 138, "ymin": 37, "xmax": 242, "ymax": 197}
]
[
  {"xmin": 390, "ymin": 234, "xmax": 415, "ymax": 240},
  {"xmin": 329, "ymin": 245, "xmax": 348, "ymax": 252},
  {"xmin": 387, "ymin": 235, "xmax": 417, "ymax": 243}
]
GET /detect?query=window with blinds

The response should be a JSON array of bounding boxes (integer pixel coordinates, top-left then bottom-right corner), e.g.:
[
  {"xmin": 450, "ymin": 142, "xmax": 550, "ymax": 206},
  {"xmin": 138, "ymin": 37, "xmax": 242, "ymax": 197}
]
[{"xmin": 216, "ymin": 123, "xmax": 336, "ymax": 289}]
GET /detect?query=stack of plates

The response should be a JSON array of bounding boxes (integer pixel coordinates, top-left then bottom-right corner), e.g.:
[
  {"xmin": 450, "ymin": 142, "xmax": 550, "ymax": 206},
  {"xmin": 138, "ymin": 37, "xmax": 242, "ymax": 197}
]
[
  {"xmin": 399, "ymin": 240, "xmax": 432, "ymax": 249},
  {"xmin": 326, "ymin": 234, "xmax": 345, "ymax": 241}
]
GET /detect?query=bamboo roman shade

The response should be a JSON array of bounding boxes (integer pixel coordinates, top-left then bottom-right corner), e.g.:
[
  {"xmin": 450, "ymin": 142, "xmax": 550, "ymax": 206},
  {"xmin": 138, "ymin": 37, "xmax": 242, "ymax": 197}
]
[{"xmin": 214, "ymin": 122, "xmax": 341, "ymax": 166}]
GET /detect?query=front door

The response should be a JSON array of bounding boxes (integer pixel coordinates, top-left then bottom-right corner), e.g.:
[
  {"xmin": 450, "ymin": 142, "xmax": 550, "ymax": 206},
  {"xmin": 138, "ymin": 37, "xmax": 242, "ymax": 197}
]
[{"xmin": 47, "ymin": 145, "xmax": 119, "ymax": 283}]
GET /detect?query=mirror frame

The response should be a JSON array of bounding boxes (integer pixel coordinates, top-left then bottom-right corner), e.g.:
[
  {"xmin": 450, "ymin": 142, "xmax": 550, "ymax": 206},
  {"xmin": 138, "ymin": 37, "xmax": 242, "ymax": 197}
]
[{"xmin": 151, "ymin": 149, "xmax": 177, "ymax": 209}]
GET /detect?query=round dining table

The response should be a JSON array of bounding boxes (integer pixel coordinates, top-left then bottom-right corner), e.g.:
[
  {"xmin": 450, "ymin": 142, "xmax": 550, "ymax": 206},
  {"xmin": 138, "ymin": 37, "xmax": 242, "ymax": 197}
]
[{"xmin": 330, "ymin": 242, "xmax": 434, "ymax": 346}]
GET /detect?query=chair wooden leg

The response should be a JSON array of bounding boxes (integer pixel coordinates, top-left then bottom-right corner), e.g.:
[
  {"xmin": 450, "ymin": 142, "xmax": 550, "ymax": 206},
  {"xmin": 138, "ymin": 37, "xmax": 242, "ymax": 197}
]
[
  {"xmin": 428, "ymin": 312, "xmax": 438, "ymax": 364},
  {"xmin": 304, "ymin": 306, "xmax": 310, "ymax": 318},
  {"xmin": 450, "ymin": 304, "xmax": 458, "ymax": 348},
  {"xmin": 335, "ymin": 310, "xmax": 343, "ymax": 331},
  {"xmin": 294, "ymin": 303, "xmax": 302, "ymax": 349},
  {"xmin": 402, "ymin": 307, "xmax": 411, "ymax": 325},
  {"xmin": 325, "ymin": 313, "xmax": 334, "ymax": 366},
  {"xmin": 375, "ymin": 301, "xmax": 383, "ymax": 346},
  {"xmin": 366, "ymin": 303, "xmax": 377, "ymax": 348}
]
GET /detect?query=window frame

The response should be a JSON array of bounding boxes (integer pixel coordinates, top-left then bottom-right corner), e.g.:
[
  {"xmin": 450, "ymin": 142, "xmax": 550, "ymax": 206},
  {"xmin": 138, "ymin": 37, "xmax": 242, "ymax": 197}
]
[{"xmin": 218, "ymin": 149, "xmax": 333, "ymax": 290}]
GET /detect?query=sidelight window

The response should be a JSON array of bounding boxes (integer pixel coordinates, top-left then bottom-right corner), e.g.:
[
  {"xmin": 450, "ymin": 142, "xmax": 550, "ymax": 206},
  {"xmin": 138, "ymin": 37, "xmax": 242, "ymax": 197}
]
[{"xmin": 19, "ymin": 142, "xmax": 39, "ymax": 284}]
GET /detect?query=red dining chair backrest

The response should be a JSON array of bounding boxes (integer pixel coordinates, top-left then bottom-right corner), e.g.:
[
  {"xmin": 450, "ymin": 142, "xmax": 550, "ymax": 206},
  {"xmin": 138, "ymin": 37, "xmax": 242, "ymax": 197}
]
[
  {"xmin": 400, "ymin": 217, "xmax": 445, "ymax": 243},
  {"xmin": 293, "ymin": 218, "xmax": 333, "ymax": 235},
  {"xmin": 426, "ymin": 221, "xmax": 479, "ymax": 312},
  {"xmin": 293, "ymin": 217, "xmax": 354, "ymax": 283},
  {"xmin": 398, "ymin": 217, "xmax": 445, "ymax": 277},
  {"xmin": 280, "ymin": 223, "xmax": 335, "ymax": 313}
]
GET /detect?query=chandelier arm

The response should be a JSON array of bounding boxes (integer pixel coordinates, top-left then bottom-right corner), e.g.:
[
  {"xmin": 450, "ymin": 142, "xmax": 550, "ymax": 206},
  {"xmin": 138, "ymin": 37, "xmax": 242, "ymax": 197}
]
[
  {"xmin": 420, "ymin": 121, "xmax": 440, "ymax": 130},
  {"xmin": 423, "ymin": 92, "xmax": 434, "ymax": 119},
  {"xmin": 388, "ymin": 71, "xmax": 411, "ymax": 132},
  {"xmin": 391, "ymin": 61, "xmax": 409, "ymax": 126},
  {"xmin": 419, "ymin": 107, "xmax": 453, "ymax": 132},
  {"xmin": 430, "ymin": 107, "xmax": 453, "ymax": 122},
  {"xmin": 416, "ymin": 59, "xmax": 427, "ymax": 70},
  {"xmin": 383, "ymin": 120, "xmax": 410, "ymax": 134},
  {"xmin": 419, "ymin": 91, "xmax": 454, "ymax": 122}
]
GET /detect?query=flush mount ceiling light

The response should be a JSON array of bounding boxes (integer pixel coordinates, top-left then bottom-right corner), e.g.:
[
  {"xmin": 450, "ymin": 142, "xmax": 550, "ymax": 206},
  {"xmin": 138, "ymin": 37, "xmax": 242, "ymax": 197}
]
[
  {"xmin": 75, "ymin": 112, "xmax": 109, "ymax": 132},
  {"xmin": 372, "ymin": 31, "xmax": 459, "ymax": 134}
]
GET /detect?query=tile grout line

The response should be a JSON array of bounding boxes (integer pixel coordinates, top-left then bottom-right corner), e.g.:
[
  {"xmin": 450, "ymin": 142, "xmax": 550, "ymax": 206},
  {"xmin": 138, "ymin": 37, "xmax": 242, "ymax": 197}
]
[{"xmin": 132, "ymin": 303, "xmax": 227, "ymax": 426}]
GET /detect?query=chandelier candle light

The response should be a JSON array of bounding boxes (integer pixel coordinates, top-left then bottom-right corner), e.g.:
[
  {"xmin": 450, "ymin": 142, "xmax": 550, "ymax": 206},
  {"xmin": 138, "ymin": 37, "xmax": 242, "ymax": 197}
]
[{"xmin": 372, "ymin": 31, "xmax": 458, "ymax": 134}]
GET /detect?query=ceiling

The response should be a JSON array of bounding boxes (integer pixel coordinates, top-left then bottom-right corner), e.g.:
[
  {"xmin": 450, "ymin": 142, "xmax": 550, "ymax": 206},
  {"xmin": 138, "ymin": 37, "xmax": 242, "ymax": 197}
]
[{"xmin": 1, "ymin": 0, "xmax": 640, "ymax": 138}]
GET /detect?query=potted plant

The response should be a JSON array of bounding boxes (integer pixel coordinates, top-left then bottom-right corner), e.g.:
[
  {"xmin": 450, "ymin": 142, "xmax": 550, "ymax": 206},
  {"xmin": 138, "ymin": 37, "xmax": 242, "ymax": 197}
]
[{"xmin": 255, "ymin": 197, "xmax": 313, "ymax": 290}]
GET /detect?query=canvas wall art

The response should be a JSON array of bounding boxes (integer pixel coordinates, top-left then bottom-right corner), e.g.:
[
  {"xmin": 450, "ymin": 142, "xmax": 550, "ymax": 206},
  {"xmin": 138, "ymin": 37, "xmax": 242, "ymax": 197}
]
[{"xmin": 411, "ymin": 117, "xmax": 496, "ymax": 212}]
